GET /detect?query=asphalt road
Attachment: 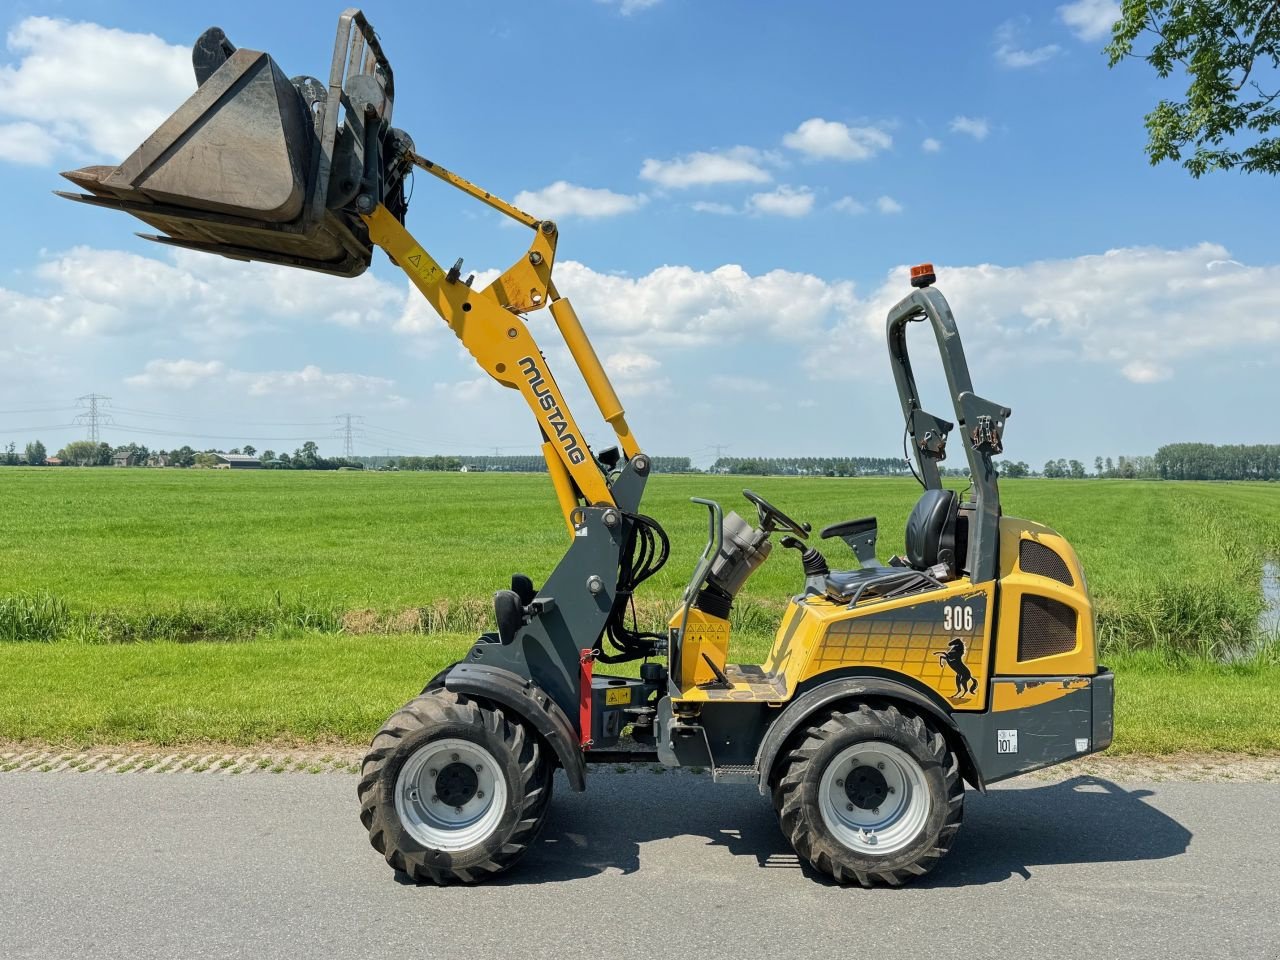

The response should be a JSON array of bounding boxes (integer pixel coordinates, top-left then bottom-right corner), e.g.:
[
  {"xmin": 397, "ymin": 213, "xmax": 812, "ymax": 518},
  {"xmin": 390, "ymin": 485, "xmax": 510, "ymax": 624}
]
[{"xmin": 0, "ymin": 768, "xmax": 1272, "ymax": 960}]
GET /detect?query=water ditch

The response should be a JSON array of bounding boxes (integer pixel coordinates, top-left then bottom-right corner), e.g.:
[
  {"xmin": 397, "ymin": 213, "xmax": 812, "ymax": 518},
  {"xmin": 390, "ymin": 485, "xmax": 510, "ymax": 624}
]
[
  {"xmin": 1218, "ymin": 560, "xmax": 1278, "ymax": 663},
  {"xmin": 1261, "ymin": 559, "xmax": 1280, "ymax": 639}
]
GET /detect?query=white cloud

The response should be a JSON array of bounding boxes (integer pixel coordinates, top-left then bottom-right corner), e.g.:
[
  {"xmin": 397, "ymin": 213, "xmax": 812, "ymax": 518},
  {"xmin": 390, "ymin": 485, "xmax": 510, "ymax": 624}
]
[
  {"xmin": 552, "ymin": 260, "xmax": 859, "ymax": 348},
  {"xmin": 513, "ymin": 181, "xmax": 646, "ymax": 219},
  {"xmin": 821, "ymin": 243, "xmax": 1280, "ymax": 384},
  {"xmin": 1, "ymin": 245, "xmax": 401, "ymax": 340},
  {"xmin": 0, "ymin": 120, "xmax": 60, "ymax": 165},
  {"xmin": 477, "ymin": 246, "xmax": 1280, "ymax": 389},
  {"xmin": 997, "ymin": 44, "xmax": 1061, "ymax": 68},
  {"xmin": 994, "ymin": 19, "xmax": 1061, "ymax": 68},
  {"xmin": 833, "ymin": 196, "xmax": 867, "ymax": 215},
  {"xmin": 128, "ymin": 359, "xmax": 395, "ymax": 399},
  {"xmin": 13, "ymin": 237, "xmax": 1278, "ymax": 456},
  {"xmin": 605, "ymin": 351, "xmax": 660, "ymax": 377},
  {"xmin": 949, "ymin": 115, "xmax": 991, "ymax": 141},
  {"xmin": 640, "ymin": 147, "xmax": 773, "ymax": 188},
  {"xmin": 432, "ymin": 377, "xmax": 500, "ymax": 403},
  {"xmin": 125, "ymin": 359, "xmax": 226, "ymax": 389},
  {"xmin": 595, "ymin": 0, "xmax": 662, "ymax": 14},
  {"xmin": 242, "ymin": 365, "xmax": 393, "ymax": 398},
  {"xmin": 1120, "ymin": 360, "xmax": 1171, "ymax": 384},
  {"xmin": 782, "ymin": 118, "xmax": 892, "ymax": 161},
  {"xmin": 876, "ymin": 195, "xmax": 903, "ymax": 214},
  {"xmin": 746, "ymin": 185, "xmax": 815, "ymax": 217},
  {"xmin": 1058, "ymin": 0, "xmax": 1121, "ymax": 42},
  {"xmin": 922, "ymin": 137, "xmax": 942, "ymax": 153},
  {"xmin": 691, "ymin": 201, "xmax": 738, "ymax": 215},
  {"xmin": 0, "ymin": 17, "xmax": 192, "ymax": 164}
]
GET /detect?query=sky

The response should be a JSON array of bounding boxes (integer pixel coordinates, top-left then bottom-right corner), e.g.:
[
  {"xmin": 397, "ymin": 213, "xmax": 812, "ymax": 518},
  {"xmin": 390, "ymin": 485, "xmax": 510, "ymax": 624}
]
[{"xmin": 0, "ymin": 0, "xmax": 1275, "ymax": 467}]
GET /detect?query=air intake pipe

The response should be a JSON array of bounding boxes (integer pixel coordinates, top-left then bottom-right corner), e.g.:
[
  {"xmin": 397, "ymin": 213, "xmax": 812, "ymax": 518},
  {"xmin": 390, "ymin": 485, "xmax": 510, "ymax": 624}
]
[{"xmin": 693, "ymin": 511, "xmax": 772, "ymax": 619}]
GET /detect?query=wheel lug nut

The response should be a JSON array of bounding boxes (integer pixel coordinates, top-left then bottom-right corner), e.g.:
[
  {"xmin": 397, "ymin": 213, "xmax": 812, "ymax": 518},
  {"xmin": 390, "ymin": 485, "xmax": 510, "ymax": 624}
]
[
  {"xmin": 888, "ymin": 786, "xmax": 895, "ymax": 794},
  {"xmin": 846, "ymin": 803, "xmax": 854, "ymax": 812},
  {"xmin": 836, "ymin": 779, "xmax": 843, "ymax": 787},
  {"xmin": 877, "ymin": 762, "xmax": 885, "ymax": 770},
  {"xmin": 428, "ymin": 768, "xmax": 437, "ymax": 776},
  {"xmin": 476, "ymin": 790, "xmax": 484, "ymax": 798},
  {"xmin": 475, "ymin": 764, "xmax": 483, "ymax": 772},
  {"xmin": 430, "ymin": 795, "xmax": 438, "ymax": 803},
  {"xmin": 873, "ymin": 807, "xmax": 880, "ymax": 815},
  {"xmin": 455, "ymin": 806, "xmax": 463, "ymax": 813},
  {"xmin": 408, "ymin": 790, "xmax": 419, "ymax": 801},
  {"xmin": 451, "ymin": 754, "xmax": 460, "ymax": 762}
]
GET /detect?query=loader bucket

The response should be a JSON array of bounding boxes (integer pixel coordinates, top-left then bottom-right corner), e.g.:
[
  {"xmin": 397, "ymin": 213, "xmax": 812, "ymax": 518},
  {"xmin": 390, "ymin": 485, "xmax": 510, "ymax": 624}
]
[{"xmin": 58, "ymin": 9, "xmax": 409, "ymax": 278}]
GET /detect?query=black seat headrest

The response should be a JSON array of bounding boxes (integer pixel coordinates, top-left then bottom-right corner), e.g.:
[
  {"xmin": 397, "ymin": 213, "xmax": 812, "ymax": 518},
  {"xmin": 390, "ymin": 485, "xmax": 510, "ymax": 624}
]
[{"xmin": 905, "ymin": 489, "xmax": 958, "ymax": 573}]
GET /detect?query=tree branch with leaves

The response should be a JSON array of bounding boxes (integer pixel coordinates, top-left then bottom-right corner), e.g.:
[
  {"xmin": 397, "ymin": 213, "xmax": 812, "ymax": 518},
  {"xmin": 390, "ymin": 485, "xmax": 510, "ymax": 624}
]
[{"xmin": 1108, "ymin": 0, "xmax": 1280, "ymax": 175}]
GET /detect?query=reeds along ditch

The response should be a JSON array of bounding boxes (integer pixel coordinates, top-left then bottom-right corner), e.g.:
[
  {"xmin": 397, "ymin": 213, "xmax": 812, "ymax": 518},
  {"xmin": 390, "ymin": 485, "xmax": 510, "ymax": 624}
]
[{"xmin": 0, "ymin": 587, "xmax": 1275, "ymax": 665}]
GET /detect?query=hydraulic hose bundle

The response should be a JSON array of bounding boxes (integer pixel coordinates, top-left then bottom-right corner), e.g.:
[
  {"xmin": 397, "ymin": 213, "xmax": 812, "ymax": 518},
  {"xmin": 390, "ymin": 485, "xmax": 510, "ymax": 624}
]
[{"xmin": 596, "ymin": 513, "xmax": 669, "ymax": 663}]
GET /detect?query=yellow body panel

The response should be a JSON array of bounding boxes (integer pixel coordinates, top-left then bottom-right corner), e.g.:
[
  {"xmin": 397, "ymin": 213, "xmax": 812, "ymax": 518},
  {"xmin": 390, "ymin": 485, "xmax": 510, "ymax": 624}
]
[
  {"xmin": 994, "ymin": 516, "xmax": 1098, "ymax": 676},
  {"xmin": 670, "ymin": 606, "xmax": 732, "ymax": 689},
  {"xmin": 773, "ymin": 580, "xmax": 996, "ymax": 710},
  {"xmin": 674, "ymin": 579, "xmax": 996, "ymax": 708},
  {"xmin": 991, "ymin": 676, "xmax": 1090, "ymax": 712},
  {"xmin": 670, "ymin": 518, "xmax": 1101, "ymax": 710}
]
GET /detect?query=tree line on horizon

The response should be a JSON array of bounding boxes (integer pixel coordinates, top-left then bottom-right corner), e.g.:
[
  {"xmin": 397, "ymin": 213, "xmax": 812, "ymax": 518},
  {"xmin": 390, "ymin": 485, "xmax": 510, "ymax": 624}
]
[
  {"xmin": 0, "ymin": 439, "xmax": 364, "ymax": 470},
  {"xmin": 998, "ymin": 444, "xmax": 1280, "ymax": 481},
  {"xmin": 4, "ymin": 440, "xmax": 1279, "ymax": 481}
]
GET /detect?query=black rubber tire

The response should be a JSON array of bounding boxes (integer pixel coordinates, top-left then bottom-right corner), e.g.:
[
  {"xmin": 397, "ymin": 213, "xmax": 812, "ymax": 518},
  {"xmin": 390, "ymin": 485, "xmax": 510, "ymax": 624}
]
[
  {"xmin": 771, "ymin": 701, "xmax": 963, "ymax": 886},
  {"xmin": 358, "ymin": 689, "xmax": 553, "ymax": 884}
]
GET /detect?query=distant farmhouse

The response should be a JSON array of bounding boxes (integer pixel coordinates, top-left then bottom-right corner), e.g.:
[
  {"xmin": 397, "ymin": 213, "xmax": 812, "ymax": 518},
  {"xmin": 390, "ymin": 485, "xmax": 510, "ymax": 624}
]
[{"xmin": 213, "ymin": 453, "xmax": 261, "ymax": 470}]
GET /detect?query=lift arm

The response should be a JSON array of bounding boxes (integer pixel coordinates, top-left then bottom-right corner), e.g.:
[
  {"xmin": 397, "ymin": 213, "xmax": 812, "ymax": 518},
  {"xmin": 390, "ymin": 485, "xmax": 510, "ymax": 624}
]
[
  {"xmin": 55, "ymin": 8, "xmax": 641, "ymax": 533},
  {"xmin": 359, "ymin": 154, "xmax": 642, "ymax": 529}
]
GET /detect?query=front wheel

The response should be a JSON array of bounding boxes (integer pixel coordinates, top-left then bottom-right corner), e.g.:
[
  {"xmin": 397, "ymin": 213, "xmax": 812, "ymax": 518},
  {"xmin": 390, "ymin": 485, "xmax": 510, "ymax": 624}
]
[
  {"xmin": 772, "ymin": 701, "xmax": 963, "ymax": 886},
  {"xmin": 358, "ymin": 689, "xmax": 553, "ymax": 884}
]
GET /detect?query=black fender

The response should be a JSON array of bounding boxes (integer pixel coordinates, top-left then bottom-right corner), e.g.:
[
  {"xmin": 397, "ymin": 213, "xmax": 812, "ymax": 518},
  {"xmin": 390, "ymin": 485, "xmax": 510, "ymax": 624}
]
[
  {"xmin": 754, "ymin": 673, "xmax": 985, "ymax": 794},
  {"xmin": 440, "ymin": 662, "xmax": 586, "ymax": 792}
]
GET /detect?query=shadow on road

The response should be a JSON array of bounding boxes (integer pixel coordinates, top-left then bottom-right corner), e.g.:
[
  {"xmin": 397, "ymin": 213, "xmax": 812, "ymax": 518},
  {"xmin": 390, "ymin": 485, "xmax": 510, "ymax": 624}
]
[{"xmin": 488, "ymin": 772, "xmax": 1191, "ymax": 886}]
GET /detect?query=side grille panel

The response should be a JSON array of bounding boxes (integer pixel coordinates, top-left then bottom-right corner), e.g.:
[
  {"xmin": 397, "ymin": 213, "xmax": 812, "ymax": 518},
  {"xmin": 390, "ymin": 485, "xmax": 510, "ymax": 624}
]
[
  {"xmin": 1018, "ymin": 595, "xmax": 1078, "ymax": 660},
  {"xmin": 1019, "ymin": 539, "xmax": 1074, "ymax": 586}
]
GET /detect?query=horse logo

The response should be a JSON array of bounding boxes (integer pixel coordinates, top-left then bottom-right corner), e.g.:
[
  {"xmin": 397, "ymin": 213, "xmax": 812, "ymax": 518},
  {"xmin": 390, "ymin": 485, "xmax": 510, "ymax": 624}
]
[{"xmin": 936, "ymin": 637, "xmax": 978, "ymax": 699}]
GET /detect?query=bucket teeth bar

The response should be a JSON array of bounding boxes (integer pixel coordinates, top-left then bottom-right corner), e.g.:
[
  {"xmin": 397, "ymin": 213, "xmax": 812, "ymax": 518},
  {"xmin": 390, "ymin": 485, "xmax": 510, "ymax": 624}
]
[{"xmin": 56, "ymin": 9, "xmax": 407, "ymax": 279}]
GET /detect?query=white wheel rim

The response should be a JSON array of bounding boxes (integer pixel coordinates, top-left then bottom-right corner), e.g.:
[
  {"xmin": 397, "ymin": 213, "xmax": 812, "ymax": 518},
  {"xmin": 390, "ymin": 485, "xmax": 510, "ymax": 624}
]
[
  {"xmin": 818, "ymin": 741, "xmax": 930, "ymax": 856},
  {"xmin": 394, "ymin": 738, "xmax": 508, "ymax": 851}
]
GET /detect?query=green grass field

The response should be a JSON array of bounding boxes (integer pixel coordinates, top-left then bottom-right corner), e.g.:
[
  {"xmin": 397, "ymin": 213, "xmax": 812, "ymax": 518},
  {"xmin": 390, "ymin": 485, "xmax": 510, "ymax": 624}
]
[
  {"xmin": 2, "ymin": 469, "xmax": 1278, "ymax": 652},
  {"xmin": 1, "ymin": 468, "xmax": 1277, "ymax": 751}
]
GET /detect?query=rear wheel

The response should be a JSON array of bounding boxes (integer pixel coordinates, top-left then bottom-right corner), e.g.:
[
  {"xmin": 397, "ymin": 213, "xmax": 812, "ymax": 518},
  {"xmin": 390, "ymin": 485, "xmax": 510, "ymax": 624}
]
[
  {"xmin": 358, "ymin": 689, "xmax": 553, "ymax": 884},
  {"xmin": 772, "ymin": 701, "xmax": 962, "ymax": 886}
]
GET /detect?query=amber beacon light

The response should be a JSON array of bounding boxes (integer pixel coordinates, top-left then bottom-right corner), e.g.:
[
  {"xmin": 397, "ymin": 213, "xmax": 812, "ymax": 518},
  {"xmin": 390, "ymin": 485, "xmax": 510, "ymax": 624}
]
[{"xmin": 910, "ymin": 263, "xmax": 937, "ymax": 288}]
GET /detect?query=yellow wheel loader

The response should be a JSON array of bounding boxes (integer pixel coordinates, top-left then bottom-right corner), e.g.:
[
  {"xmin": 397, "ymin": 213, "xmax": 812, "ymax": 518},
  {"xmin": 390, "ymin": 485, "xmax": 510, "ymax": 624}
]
[{"xmin": 61, "ymin": 9, "xmax": 1114, "ymax": 886}]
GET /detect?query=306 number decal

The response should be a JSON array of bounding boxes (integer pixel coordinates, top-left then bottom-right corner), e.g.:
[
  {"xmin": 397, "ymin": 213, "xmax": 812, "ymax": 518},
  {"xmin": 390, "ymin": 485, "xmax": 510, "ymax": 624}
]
[{"xmin": 943, "ymin": 604, "xmax": 974, "ymax": 632}]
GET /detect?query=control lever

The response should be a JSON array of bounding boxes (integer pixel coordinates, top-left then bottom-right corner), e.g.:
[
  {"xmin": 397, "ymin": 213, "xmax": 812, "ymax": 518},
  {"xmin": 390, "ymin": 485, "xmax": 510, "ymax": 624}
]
[
  {"xmin": 494, "ymin": 574, "xmax": 556, "ymax": 643},
  {"xmin": 697, "ymin": 653, "xmax": 732, "ymax": 690},
  {"xmin": 780, "ymin": 535, "xmax": 829, "ymax": 597}
]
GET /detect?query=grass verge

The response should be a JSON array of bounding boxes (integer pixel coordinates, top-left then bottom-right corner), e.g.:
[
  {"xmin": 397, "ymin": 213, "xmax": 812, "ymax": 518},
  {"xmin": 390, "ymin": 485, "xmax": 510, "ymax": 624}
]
[{"xmin": 0, "ymin": 633, "xmax": 1276, "ymax": 754}]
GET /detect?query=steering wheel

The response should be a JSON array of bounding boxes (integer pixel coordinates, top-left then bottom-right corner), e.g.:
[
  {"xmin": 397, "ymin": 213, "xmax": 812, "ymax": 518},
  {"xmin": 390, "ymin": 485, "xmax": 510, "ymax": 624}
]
[{"xmin": 742, "ymin": 489, "xmax": 811, "ymax": 539}]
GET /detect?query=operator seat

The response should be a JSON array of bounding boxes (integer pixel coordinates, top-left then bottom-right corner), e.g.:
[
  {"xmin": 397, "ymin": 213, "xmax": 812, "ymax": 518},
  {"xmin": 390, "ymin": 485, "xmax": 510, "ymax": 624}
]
[
  {"xmin": 903, "ymin": 488, "xmax": 959, "ymax": 572},
  {"xmin": 824, "ymin": 489, "xmax": 959, "ymax": 601}
]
